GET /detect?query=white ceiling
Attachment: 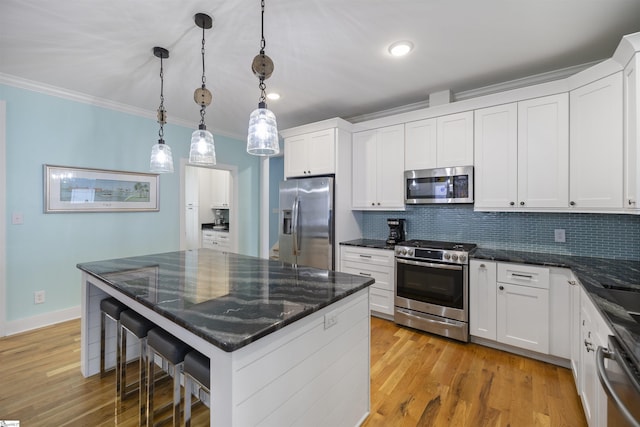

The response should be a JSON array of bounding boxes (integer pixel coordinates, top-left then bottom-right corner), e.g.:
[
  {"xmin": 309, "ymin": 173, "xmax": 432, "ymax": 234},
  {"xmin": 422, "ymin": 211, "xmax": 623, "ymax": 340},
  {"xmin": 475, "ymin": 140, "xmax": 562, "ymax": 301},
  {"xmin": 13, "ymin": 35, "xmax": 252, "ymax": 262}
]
[{"xmin": 1, "ymin": 0, "xmax": 640, "ymax": 140}]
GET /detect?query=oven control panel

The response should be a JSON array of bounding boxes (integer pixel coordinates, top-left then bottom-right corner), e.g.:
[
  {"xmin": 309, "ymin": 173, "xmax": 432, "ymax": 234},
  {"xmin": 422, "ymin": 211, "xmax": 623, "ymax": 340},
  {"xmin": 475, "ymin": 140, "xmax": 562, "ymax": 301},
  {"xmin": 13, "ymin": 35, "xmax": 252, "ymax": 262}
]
[{"xmin": 395, "ymin": 246, "xmax": 469, "ymax": 265}]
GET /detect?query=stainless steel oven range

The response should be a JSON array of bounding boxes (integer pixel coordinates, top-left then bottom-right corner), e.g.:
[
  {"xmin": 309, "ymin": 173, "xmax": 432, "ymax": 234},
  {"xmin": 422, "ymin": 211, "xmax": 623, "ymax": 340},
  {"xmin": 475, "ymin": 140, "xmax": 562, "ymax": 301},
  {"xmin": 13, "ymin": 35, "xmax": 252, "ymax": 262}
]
[{"xmin": 394, "ymin": 240, "xmax": 476, "ymax": 342}]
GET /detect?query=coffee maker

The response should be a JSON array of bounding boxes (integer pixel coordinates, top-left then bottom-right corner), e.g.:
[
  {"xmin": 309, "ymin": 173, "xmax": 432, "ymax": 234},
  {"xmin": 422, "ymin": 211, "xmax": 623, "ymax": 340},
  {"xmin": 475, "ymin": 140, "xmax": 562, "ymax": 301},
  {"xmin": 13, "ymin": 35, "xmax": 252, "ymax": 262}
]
[{"xmin": 386, "ymin": 218, "xmax": 406, "ymax": 245}]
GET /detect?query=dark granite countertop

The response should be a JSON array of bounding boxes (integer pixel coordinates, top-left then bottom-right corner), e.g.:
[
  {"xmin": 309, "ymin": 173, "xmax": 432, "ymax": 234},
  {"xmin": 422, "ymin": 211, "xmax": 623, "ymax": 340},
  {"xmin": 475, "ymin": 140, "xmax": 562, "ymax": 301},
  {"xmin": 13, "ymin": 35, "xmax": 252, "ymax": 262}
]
[
  {"xmin": 77, "ymin": 249, "xmax": 374, "ymax": 352},
  {"xmin": 201, "ymin": 223, "xmax": 229, "ymax": 231},
  {"xmin": 472, "ymin": 248, "xmax": 640, "ymax": 370},
  {"xmin": 340, "ymin": 239, "xmax": 396, "ymax": 250}
]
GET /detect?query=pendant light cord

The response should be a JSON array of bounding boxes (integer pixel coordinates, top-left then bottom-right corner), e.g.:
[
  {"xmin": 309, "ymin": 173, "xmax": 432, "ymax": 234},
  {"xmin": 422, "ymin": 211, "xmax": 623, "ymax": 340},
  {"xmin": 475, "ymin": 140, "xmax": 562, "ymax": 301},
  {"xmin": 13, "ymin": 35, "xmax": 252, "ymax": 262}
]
[
  {"xmin": 158, "ymin": 55, "xmax": 166, "ymax": 141},
  {"xmin": 200, "ymin": 24, "xmax": 207, "ymax": 126},
  {"xmin": 258, "ymin": 0, "xmax": 267, "ymax": 103}
]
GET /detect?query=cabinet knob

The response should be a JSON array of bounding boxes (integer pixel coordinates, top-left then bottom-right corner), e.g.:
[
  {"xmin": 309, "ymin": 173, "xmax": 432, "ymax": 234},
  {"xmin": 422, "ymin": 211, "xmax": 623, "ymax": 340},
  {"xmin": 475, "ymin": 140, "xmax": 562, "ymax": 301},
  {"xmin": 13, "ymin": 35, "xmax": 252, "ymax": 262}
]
[
  {"xmin": 371, "ymin": 202, "xmax": 375, "ymax": 206},
  {"xmin": 568, "ymin": 280, "xmax": 577, "ymax": 286},
  {"xmin": 629, "ymin": 199, "xmax": 635, "ymax": 206},
  {"xmin": 570, "ymin": 201, "xmax": 576, "ymax": 206},
  {"xmin": 480, "ymin": 263, "xmax": 486, "ymax": 268},
  {"xmin": 377, "ymin": 202, "xmax": 381, "ymax": 206},
  {"xmin": 519, "ymin": 201, "xmax": 525, "ymax": 206},
  {"xmin": 509, "ymin": 201, "xmax": 515, "ymax": 206},
  {"xmin": 307, "ymin": 170, "xmax": 311, "ymax": 174},
  {"xmin": 498, "ymin": 285, "xmax": 504, "ymax": 291}
]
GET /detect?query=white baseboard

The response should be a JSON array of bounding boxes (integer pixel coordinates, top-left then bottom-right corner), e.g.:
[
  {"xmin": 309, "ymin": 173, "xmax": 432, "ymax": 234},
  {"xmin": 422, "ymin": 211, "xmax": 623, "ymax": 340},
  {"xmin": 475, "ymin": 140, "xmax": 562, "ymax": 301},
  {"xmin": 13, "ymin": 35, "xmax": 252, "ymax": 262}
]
[{"xmin": 5, "ymin": 305, "xmax": 80, "ymax": 336}]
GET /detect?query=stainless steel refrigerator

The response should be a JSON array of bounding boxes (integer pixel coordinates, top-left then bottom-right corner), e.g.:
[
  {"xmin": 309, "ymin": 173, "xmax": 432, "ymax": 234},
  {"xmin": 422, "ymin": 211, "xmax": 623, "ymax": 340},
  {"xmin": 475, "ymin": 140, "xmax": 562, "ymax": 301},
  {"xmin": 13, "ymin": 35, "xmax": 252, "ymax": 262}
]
[{"xmin": 279, "ymin": 176, "xmax": 334, "ymax": 270}]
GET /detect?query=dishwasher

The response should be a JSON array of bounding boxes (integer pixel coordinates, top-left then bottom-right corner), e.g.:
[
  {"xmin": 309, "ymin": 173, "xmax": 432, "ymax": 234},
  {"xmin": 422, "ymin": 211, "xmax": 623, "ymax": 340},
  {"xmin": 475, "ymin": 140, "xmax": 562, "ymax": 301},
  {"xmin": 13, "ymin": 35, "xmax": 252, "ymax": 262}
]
[{"xmin": 597, "ymin": 335, "xmax": 640, "ymax": 427}]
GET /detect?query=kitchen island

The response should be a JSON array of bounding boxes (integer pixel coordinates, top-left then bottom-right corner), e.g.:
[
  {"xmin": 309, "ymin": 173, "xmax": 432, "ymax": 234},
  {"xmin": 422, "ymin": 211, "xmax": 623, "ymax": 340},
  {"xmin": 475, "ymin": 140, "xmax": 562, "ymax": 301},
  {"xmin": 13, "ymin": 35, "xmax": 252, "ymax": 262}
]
[{"xmin": 77, "ymin": 249, "xmax": 374, "ymax": 426}]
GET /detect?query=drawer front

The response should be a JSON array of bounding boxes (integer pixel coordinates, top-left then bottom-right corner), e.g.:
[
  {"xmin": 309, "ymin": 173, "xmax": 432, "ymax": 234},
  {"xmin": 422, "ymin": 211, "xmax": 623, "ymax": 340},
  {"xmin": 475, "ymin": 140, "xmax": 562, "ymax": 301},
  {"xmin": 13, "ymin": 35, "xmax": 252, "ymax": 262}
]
[
  {"xmin": 369, "ymin": 287, "xmax": 394, "ymax": 315},
  {"xmin": 497, "ymin": 263, "xmax": 549, "ymax": 289},
  {"xmin": 341, "ymin": 262, "xmax": 393, "ymax": 292},
  {"xmin": 340, "ymin": 246, "xmax": 394, "ymax": 267}
]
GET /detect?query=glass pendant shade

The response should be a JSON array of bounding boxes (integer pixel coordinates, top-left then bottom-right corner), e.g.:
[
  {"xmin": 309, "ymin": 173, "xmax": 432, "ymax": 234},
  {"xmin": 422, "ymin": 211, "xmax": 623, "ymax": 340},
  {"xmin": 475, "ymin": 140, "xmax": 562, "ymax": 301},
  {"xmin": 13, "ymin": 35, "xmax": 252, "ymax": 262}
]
[
  {"xmin": 189, "ymin": 126, "xmax": 216, "ymax": 165},
  {"xmin": 150, "ymin": 140, "xmax": 174, "ymax": 173},
  {"xmin": 247, "ymin": 103, "xmax": 279, "ymax": 156}
]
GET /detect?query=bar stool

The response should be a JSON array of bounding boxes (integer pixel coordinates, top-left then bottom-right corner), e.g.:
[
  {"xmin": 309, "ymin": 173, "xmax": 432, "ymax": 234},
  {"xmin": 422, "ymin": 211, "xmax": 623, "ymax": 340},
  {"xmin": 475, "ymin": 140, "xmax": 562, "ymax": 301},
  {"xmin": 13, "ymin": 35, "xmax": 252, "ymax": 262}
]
[
  {"xmin": 146, "ymin": 328, "xmax": 191, "ymax": 427},
  {"xmin": 183, "ymin": 350, "xmax": 210, "ymax": 427},
  {"xmin": 100, "ymin": 297, "xmax": 127, "ymax": 377},
  {"xmin": 119, "ymin": 310, "xmax": 155, "ymax": 424}
]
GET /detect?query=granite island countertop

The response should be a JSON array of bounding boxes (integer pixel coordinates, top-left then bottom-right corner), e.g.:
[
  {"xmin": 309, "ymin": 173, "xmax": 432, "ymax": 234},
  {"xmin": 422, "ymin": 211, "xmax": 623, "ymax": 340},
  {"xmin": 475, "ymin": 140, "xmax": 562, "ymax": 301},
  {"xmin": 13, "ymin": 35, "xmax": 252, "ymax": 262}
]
[
  {"xmin": 77, "ymin": 249, "xmax": 374, "ymax": 352},
  {"xmin": 472, "ymin": 248, "xmax": 640, "ymax": 371},
  {"xmin": 340, "ymin": 239, "xmax": 396, "ymax": 250}
]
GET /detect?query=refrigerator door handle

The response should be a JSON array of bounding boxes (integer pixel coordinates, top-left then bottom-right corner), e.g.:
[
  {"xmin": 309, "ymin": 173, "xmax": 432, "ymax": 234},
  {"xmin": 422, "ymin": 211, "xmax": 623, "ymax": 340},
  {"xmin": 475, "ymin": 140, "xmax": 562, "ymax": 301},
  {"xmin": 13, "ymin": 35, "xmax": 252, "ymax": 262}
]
[{"xmin": 292, "ymin": 196, "xmax": 300, "ymax": 255}]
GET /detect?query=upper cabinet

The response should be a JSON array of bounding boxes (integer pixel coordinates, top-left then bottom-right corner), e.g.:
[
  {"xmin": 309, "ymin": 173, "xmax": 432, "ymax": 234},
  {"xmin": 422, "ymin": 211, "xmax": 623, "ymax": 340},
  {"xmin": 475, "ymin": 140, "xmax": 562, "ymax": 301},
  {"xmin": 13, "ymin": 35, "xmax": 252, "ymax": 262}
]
[
  {"xmin": 405, "ymin": 111, "xmax": 473, "ymax": 170},
  {"xmin": 474, "ymin": 94, "xmax": 569, "ymax": 210},
  {"xmin": 210, "ymin": 169, "xmax": 230, "ymax": 208},
  {"xmin": 624, "ymin": 53, "xmax": 640, "ymax": 212},
  {"xmin": 352, "ymin": 124, "xmax": 405, "ymax": 210},
  {"xmin": 570, "ymin": 72, "xmax": 623, "ymax": 209},
  {"xmin": 284, "ymin": 129, "xmax": 335, "ymax": 178}
]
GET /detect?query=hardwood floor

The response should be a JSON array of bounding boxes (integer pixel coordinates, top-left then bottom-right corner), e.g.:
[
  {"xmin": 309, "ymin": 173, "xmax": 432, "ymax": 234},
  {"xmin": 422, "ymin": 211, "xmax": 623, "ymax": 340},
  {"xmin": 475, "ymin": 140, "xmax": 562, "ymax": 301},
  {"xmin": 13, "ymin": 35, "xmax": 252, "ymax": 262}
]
[{"xmin": 0, "ymin": 317, "xmax": 586, "ymax": 426}]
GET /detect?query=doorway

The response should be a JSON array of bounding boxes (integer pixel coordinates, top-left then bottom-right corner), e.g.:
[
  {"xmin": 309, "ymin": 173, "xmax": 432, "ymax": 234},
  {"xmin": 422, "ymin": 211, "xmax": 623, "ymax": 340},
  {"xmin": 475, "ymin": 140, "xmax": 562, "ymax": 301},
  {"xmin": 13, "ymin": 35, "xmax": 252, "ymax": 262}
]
[{"xmin": 180, "ymin": 160, "xmax": 238, "ymax": 253}]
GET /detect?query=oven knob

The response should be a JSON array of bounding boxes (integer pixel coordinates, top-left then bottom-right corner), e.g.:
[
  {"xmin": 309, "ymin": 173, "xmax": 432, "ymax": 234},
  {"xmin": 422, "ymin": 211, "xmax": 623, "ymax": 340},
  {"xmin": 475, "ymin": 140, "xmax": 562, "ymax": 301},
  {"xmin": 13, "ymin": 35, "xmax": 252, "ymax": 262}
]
[
  {"xmin": 395, "ymin": 248, "xmax": 402, "ymax": 256},
  {"xmin": 459, "ymin": 254, "xmax": 467, "ymax": 262},
  {"xmin": 401, "ymin": 249, "xmax": 407, "ymax": 255},
  {"xmin": 451, "ymin": 254, "xmax": 459, "ymax": 261},
  {"xmin": 408, "ymin": 249, "xmax": 414, "ymax": 256},
  {"xmin": 444, "ymin": 253, "xmax": 451, "ymax": 260}
]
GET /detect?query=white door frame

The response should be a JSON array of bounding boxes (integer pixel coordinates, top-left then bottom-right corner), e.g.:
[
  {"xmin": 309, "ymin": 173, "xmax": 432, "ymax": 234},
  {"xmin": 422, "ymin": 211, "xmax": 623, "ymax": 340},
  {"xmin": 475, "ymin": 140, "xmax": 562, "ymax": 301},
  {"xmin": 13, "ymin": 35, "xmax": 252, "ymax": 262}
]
[{"xmin": 1, "ymin": 101, "xmax": 7, "ymax": 336}]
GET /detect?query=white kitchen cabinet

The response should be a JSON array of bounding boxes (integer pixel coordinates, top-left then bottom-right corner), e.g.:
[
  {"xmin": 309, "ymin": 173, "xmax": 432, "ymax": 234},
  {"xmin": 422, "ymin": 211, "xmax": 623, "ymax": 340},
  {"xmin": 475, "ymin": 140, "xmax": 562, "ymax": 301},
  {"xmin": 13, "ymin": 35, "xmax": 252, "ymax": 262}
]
[
  {"xmin": 474, "ymin": 94, "xmax": 569, "ymax": 210},
  {"xmin": 580, "ymin": 288, "xmax": 612, "ymax": 427},
  {"xmin": 548, "ymin": 268, "xmax": 574, "ymax": 359},
  {"xmin": 474, "ymin": 103, "xmax": 518, "ymax": 209},
  {"xmin": 570, "ymin": 274, "xmax": 582, "ymax": 389},
  {"xmin": 404, "ymin": 118, "xmax": 437, "ymax": 170},
  {"xmin": 436, "ymin": 111, "xmax": 474, "ymax": 167},
  {"xmin": 469, "ymin": 260, "xmax": 497, "ymax": 340},
  {"xmin": 518, "ymin": 93, "xmax": 569, "ymax": 209},
  {"xmin": 284, "ymin": 128, "xmax": 335, "ymax": 178},
  {"xmin": 624, "ymin": 53, "xmax": 640, "ymax": 212},
  {"xmin": 340, "ymin": 246, "xmax": 395, "ymax": 318},
  {"xmin": 404, "ymin": 111, "xmax": 473, "ymax": 170},
  {"xmin": 202, "ymin": 229, "xmax": 230, "ymax": 251},
  {"xmin": 570, "ymin": 72, "xmax": 623, "ymax": 209},
  {"xmin": 185, "ymin": 206, "xmax": 199, "ymax": 249},
  {"xmin": 352, "ymin": 124, "xmax": 405, "ymax": 210},
  {"xmin": 496, "ymin": 263, "xmax": 550, "ymax": 354},
  {"xmin": 210, "ymin": 169, "xmax": 230, "ymax": 208},
  {"xmin": 185, "ymin": 166, "xmax": 199, "ymax": 207}
]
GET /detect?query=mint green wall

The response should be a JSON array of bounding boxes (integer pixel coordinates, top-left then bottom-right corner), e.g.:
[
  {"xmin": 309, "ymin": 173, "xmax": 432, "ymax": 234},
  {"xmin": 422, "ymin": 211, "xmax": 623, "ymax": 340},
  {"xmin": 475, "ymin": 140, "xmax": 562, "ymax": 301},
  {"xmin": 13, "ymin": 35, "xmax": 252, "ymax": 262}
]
[{"xmin": 0, "ymin": 84, "xmax": 260, "ymax": 322}]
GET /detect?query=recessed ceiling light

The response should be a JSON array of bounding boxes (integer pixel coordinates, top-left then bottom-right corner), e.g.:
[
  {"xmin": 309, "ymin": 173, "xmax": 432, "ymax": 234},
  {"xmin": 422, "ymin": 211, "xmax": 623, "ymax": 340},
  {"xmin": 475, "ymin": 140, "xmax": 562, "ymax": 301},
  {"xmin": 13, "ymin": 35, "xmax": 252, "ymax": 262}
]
[
  {"xmin": 267, "ymin": 92, "xmax": 280, "ymax": 100},
  {"xmin": 388, "ymin": 41, "xmax": 414, "ymax": 57}
]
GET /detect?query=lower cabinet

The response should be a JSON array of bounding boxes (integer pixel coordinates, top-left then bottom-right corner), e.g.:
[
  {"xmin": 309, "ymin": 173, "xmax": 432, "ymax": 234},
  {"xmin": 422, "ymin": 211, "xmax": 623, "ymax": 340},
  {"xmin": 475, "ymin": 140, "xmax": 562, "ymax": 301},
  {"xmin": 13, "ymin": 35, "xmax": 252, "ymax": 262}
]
[
  {"xmin": 578, "ymin": 287, "xmax": 612, "ymax": 427},
  {"xmin": 202, "ymin": 230, "xmax": 230, "ymax": 251},
  {"xmin": 470, "ymin": 260, "xmax": 550, "ymax": 353},
  {"xmin": 340, "ymin": 246, "xmax": 395, "ymax": 317}
]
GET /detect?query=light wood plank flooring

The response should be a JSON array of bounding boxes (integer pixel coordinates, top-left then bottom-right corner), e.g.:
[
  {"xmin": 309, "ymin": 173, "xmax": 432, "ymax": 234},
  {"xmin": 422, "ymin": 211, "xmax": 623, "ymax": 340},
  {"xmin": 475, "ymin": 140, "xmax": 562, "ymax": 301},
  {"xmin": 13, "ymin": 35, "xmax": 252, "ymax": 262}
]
[{"xmin": 0, "ymin": 317, "xmax": 586, "ymax": 426}]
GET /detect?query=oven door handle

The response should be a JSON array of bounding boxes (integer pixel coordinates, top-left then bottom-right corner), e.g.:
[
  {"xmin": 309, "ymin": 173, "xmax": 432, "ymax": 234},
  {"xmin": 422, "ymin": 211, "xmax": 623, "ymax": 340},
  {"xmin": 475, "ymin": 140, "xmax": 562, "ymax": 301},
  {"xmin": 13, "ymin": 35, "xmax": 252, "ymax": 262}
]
[
  {"xmin": 596, "ymin": 343, "xmax": 640, "ymax": 427},
  {"xmin": 396, "ymin": 258, "xmax": 463, "ymax": 271}
]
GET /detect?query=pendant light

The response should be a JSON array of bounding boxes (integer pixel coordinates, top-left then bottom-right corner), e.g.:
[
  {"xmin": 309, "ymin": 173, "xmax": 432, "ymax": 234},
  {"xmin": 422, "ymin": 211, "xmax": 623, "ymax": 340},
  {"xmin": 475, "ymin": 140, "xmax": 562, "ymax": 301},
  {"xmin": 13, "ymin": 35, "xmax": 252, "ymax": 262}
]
[
  {"xmin": 149, "ymin": 47, "xmax": 174, "ymax": 173},
  {"xmin": 247, "ymin": 0, "xmax": 280, "ymax": 156},
  {"xmin": 189, "ymin": 13, "xmax": 216, "ymax": 165}
]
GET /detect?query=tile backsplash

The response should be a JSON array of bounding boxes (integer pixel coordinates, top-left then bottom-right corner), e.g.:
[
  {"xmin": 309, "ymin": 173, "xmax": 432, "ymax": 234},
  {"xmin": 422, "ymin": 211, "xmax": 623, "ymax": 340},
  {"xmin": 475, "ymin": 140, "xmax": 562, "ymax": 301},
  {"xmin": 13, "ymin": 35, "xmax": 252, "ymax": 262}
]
[{"xmin": 362, "ymin": 205, "xmax": 640, "ymax": 260}]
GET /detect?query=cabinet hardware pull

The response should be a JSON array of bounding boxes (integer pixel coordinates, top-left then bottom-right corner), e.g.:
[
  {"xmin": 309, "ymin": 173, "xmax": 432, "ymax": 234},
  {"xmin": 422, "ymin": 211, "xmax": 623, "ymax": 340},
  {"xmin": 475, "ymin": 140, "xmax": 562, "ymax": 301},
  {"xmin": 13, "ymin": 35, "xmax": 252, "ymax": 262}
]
[
  {"xmin": 359, "ymin": 272, "xmax": 372, "ymax": 277},
  {"xmin": 629, "ymin": 199, "xmax": 635, "ymax": 205},
  {"xmin": 509, "ymin": 201, "xmax": 515, "ymax": 206},
  {"xmin": 359, "ymin": 254, "xmax": 372, "ymax": 258},
  {"xmin": 499, "ymin": 285, "xmax": 504, "ymax": 291},
  {"xmin": 511, "ymin": 273, "xmax": 533, "ymax": 279},
  {"xmin": 568, "ymin": 280, "xmax": 577, "ymax": 286},
  {"xmin": 480, "ymin": 263, "xmax": 486, "ymax": 268},
  {"xmin": 570, "ymin": 201, "xmax": 576, "ymax": 206},
  {"xmin": 584, "ymin": 339, "xmax": 594, "ymax": 352},
  {"xmin": 520, "ymin": 201, "xmax": 525, "ymax": 206}
]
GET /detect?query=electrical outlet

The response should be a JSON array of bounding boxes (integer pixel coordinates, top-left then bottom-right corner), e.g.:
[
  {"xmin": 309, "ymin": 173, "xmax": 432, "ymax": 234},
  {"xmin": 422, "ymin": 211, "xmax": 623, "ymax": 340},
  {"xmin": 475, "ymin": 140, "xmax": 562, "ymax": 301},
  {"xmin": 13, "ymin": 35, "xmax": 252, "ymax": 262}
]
[
  {"xmin": 554, "ymin": 229, "xmax": 566, "ymax": 243},
  {"xmin": 324, "ymin": 311, "xmax": 338, "ymax": 329},
  {"xmin": 34, "ymin": 290, "xmax": 46, "ymax": 304}
]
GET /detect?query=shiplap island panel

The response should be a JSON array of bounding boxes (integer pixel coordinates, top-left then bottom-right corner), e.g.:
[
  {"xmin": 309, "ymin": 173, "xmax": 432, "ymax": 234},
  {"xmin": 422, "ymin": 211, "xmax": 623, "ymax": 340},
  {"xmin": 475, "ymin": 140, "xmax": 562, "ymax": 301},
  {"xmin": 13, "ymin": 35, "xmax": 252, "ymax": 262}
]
[{"xmin": 78, "ymin": 249, "xmax": 374, "ymax": 427}]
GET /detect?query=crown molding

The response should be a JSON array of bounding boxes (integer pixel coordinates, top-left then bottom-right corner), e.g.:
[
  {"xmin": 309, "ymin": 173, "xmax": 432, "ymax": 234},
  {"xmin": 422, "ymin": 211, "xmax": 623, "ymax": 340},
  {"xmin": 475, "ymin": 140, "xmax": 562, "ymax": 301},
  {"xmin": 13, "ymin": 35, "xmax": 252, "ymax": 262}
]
[
  {"xmin": 346, "ymin": 60, "xmax": 601, "ymax": 124},
  {"xmin": 0, "ymin": 72, "xmax": 246, "ymax": 141}
]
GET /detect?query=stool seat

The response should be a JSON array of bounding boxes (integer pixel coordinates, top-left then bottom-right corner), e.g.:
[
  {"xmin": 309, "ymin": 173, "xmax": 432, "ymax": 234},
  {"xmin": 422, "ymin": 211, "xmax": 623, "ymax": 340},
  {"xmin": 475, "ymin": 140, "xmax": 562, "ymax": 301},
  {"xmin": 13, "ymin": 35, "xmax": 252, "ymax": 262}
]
[
  {"xmin": 147, "ymin": 329, "xmax": 191, "ymax": 364},
  {"xmin": 184, "ymin": 351, "xmax": 210, "ymax": 389},
  {"xmin": 121, "ymin": 310, "xmax": 154, "ymax": 338},
  {"xmin": 100, "ymin": 297, "xmax": 127, "ymax": 319}
]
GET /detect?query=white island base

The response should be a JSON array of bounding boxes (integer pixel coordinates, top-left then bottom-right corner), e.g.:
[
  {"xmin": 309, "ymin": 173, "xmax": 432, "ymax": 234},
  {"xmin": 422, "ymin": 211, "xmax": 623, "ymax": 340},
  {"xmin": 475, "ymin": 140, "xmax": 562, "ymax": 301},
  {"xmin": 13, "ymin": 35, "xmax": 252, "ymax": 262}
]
[{"xmin": 81, "ymin": 273, "xmax": 371, "ymax": 427}]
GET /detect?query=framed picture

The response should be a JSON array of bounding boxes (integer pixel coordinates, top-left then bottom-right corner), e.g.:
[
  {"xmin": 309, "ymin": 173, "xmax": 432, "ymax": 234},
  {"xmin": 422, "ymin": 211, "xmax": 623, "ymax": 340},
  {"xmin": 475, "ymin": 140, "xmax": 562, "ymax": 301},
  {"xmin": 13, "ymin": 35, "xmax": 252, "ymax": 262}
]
[{"xmin": 44, "ymin": 164, "xmax": 159, "ymax": 213}]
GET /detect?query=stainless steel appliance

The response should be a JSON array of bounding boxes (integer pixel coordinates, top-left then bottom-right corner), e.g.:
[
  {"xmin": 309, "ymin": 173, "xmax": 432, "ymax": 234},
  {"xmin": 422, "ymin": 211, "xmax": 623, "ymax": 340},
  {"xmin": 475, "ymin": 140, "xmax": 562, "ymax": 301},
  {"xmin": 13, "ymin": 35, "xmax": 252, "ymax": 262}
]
[
  {"xmin": 394, "ymin": 239, "xmax": 476, "ymax": 342},
  {"xmin": 386, "ymin": 218, "xmax": 406, "ymax": 245},
  {"xmin": 405, "ymin": 166, "xmax": 474, "ymax": 204},
  {"xmin": 279, "ymin": 176, "xmax": 334, "ymax": 270},
  {"xmin": 597, "ymin": 336, "xmax": 640, "ymax": 427}
]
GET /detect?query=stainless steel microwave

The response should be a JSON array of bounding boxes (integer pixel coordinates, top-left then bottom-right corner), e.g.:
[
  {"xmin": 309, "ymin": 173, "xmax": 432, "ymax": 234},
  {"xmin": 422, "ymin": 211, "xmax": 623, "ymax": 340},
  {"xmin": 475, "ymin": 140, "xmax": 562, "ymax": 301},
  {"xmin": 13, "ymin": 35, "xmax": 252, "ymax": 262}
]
[{"xmin": 405, "ymin": 166, "xmax": 474, "ymax": 204}]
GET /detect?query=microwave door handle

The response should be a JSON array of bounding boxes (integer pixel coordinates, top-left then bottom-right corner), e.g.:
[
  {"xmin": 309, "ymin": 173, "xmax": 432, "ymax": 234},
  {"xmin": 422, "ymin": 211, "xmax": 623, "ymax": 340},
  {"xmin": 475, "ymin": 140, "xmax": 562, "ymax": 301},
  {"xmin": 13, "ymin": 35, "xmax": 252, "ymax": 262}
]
[
  {"xmin": 596, "ymin": 345, "xmax": 640, "ymax": 427},
  {"xmin": 292, "ymin": 197, "xmax": 300, "ymax": 255}
]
